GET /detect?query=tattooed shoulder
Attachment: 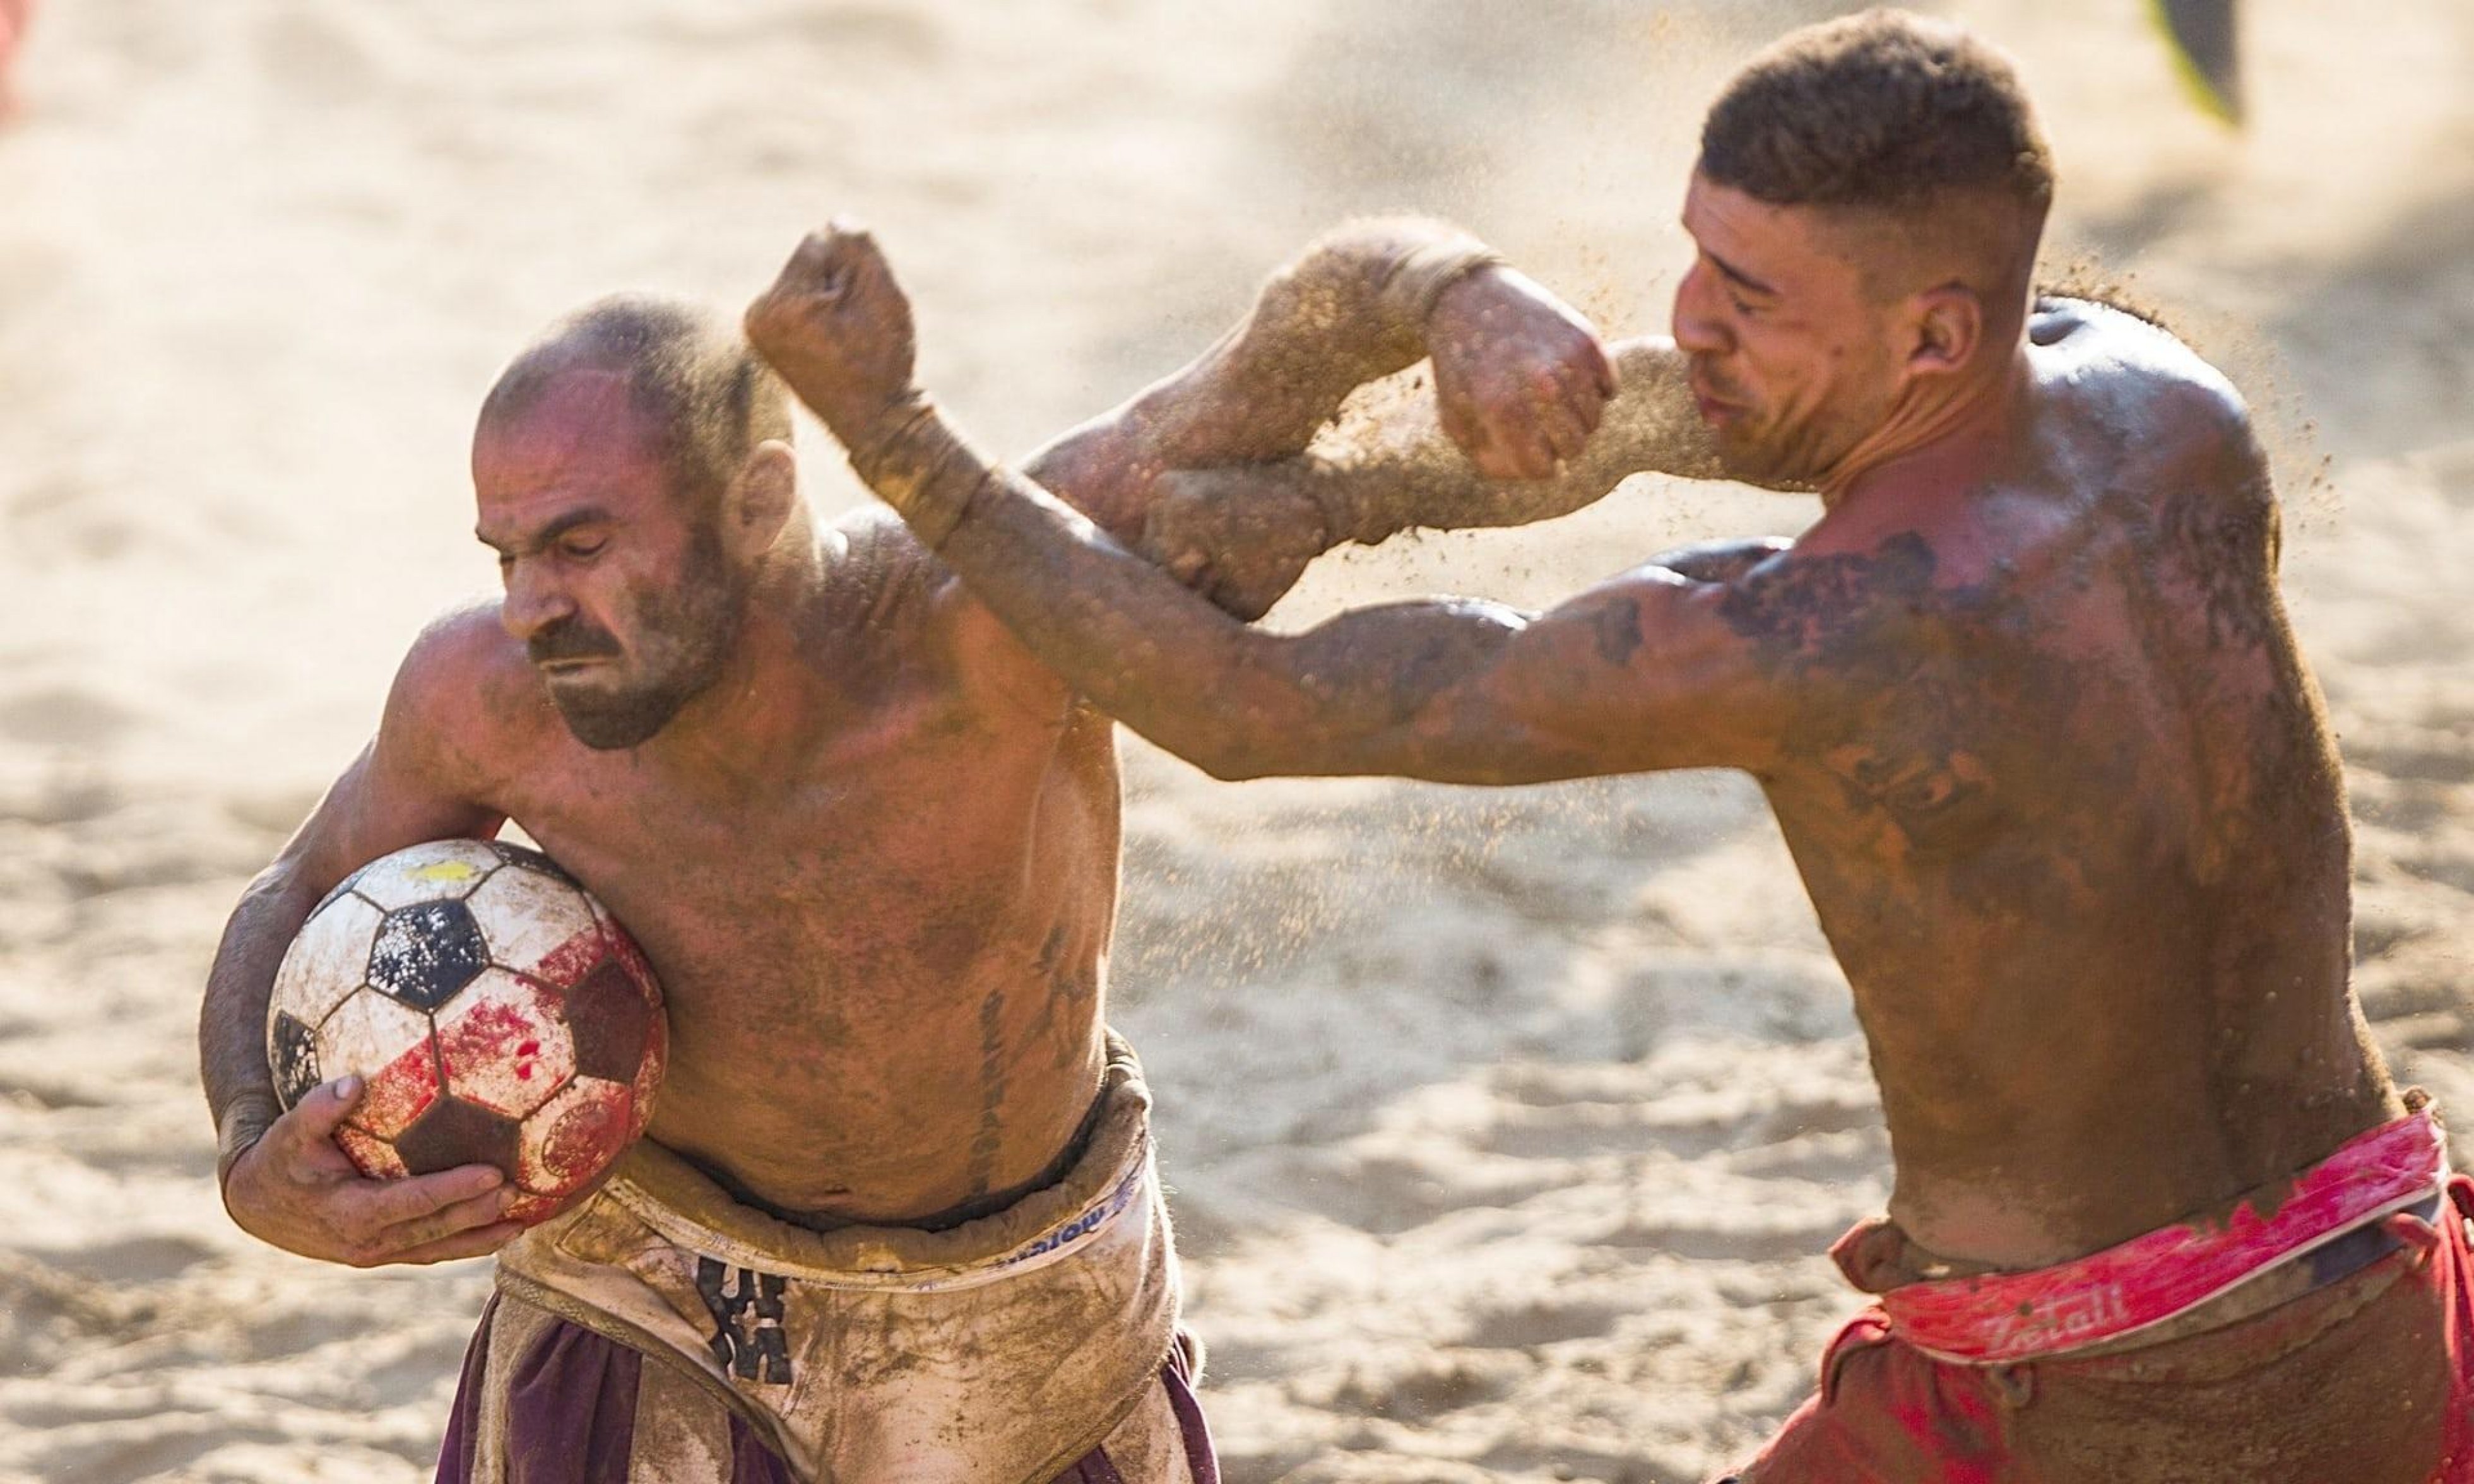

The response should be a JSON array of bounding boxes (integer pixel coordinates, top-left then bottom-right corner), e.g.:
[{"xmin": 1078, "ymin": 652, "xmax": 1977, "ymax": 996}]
[{"xmin": 1715, "ymin": 532, "xmax": 1939, "ymax": 673}]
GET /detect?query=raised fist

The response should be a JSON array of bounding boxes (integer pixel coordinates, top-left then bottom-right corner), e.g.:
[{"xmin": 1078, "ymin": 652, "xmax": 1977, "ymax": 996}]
[
  {"xmin": 745, "ymin": 221, "xmax": 923, "ymax": 447},
  {"xmin": 1426, "ymin": 266, "xmax": 1618, "ymax": 481}
]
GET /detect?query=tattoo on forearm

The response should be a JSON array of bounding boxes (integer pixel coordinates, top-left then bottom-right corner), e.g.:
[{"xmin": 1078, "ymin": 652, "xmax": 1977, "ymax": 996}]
[{"xmin": 1592, "ymin": 601, "xmax": 1645, "ymax": 668}]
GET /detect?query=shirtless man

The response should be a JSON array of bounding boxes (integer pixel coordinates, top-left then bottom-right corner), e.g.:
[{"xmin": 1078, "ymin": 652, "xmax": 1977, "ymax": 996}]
[
  {"xmin": 198, "ymin": 237, "xmax": 1614, "ymax": 1480},
  {"xmin": 744, "ymin": 13, "xmax": 2474, "ymax": 1481}
]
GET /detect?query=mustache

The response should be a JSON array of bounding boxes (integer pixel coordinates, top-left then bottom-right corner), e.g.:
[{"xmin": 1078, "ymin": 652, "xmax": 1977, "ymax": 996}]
[
  {"xmin": 528, "ymin": 620, "xmax": 624, "ymax": 666},
  {"xmin": 1688, "ymin": 356, "xmax": 1747, "ymax": 406}
]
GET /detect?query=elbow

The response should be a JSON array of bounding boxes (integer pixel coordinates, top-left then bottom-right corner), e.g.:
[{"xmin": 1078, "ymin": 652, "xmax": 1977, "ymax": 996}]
[{"xmin": 1157, "ymin": 724, "xmax": 1287, "ymax": 782}]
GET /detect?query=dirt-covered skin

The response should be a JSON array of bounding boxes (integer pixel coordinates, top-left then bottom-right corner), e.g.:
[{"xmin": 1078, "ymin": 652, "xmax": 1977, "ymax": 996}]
[
  {"xmin": 752, "ymin": 204, "xmax": 2400, "ymax": 1277},
  {"xmin": 198, "ymin": 222, "xmax": 1616, "ymax": 1267}
]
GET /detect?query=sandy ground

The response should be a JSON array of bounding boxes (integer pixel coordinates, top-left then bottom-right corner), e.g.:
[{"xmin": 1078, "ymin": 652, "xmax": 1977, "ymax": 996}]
[{"xmin": 0, "ymin": 0, "xmax": 2468, "ymax": 1480}]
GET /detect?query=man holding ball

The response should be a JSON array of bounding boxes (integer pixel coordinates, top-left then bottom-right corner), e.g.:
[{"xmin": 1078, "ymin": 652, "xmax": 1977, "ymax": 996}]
[{"xmin": 198, "ymin": 237, "xmax": 1618, "ymax": 1476}]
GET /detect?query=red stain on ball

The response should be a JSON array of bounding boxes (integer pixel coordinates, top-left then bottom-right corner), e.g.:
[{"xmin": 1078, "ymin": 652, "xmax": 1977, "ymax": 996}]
[{"xmin": 349, "ymin": 1037, "xmax": 443, "ymax": 1141}]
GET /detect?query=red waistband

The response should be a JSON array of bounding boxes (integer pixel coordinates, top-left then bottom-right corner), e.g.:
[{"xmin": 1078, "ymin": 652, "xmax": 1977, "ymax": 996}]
[{"xmin": 1868, "ymin": 1110, "xmax": 2447, "ymax": 1365}]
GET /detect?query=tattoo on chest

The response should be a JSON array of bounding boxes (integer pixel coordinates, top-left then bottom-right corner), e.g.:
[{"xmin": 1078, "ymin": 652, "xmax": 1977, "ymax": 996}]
[
  {"xmin": 1033, "ymin": 923, "xmax": 1098, "ymax": 1070},
  {"xmin": 968, "ymin": 987, "xmax": 1007, "ymax": 1197}
]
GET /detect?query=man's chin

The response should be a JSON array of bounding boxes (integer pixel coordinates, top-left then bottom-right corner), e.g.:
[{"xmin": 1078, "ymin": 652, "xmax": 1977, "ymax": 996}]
[
  {"xmin": 547, "ymin": 691, "xmax": 680, "ymax": 751},
  {"xmin": 1713, "ymin": 428, "xmax": 1820, "ymax": 491}
]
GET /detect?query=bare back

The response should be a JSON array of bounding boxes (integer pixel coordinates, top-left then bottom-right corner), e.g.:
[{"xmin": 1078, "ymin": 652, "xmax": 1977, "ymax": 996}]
[{"xmin": 1754, "ymin": 300, "xmax": 2390, "ymax": 1266}]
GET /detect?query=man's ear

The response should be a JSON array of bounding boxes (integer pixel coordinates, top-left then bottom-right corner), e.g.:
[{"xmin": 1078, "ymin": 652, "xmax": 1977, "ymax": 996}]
[
  {"xmin": 723, "ymin": 440, "xmax": 797, "ymax": 558},
  {"xmin": 1907, "ymin": 283, "xmax": 1985, "ymax": 380}
]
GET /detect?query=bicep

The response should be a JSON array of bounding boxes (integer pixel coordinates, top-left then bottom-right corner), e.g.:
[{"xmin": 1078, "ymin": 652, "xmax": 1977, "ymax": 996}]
[{"xmin": 1232, "ymin": 573, "xmax": 1782, "ymax": 784}]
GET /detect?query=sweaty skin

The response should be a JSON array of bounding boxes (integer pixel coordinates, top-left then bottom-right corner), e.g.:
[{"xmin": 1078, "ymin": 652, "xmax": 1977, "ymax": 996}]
[
  {"xmin": 199, "ymin": 220, "xmax": 1618, "ymax": 1263},
  {"xmin": 753, "ymin": 221, "xmax": 2398, "ymax": 1274}
]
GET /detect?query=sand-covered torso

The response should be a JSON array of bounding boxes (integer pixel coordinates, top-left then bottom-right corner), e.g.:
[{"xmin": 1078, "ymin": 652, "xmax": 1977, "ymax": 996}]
[{"xmin": 1756, "ymin": 300, "xmax": 2388, "ymax": 1269}]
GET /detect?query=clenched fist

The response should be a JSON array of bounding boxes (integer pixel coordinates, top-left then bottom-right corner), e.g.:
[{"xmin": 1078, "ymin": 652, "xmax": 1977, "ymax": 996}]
[
  {"xmin": 1138, "ymin": 466, "xmax": 1333, "ymax": 621},
  {"xmin": 745, "ymin": 221, "xmax": 924, "ymax": 448},
  {"xmin": 1426, "ymin": 265, "xmax": 1618, "ymax": 481}
]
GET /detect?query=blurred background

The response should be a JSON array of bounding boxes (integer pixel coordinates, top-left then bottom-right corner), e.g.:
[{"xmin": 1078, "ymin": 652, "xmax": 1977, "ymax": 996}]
[{"xmin": 0, "ymin": 1, "xmax": 2466, "ymax": 1480}]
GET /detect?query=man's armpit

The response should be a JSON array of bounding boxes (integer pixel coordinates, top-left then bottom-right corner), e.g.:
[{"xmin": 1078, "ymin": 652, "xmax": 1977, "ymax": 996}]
[{"xmin": 1648, "ymin": 536, "xmax": 1794, "ymax": 586}]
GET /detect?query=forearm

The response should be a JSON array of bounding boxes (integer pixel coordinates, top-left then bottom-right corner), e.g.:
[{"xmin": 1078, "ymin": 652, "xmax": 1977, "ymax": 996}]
[
  {"xmin": 1310, "ymin": 337, "xmax": 1721, "ymax": 547},
  {"xmin": 856, "ymin": 410, "xmax": 1309, "ymax": 775},
  {"xmin": 994, "ymin": 219, "xmax": 1502, "ymax": 553},
  {"xmin": 200, "ymin": 861, "xmax": 319, "ymax": 1182},
  {"xmin": 1129, "ymin": 217, "xmax": 1505, "ymax": 469}
]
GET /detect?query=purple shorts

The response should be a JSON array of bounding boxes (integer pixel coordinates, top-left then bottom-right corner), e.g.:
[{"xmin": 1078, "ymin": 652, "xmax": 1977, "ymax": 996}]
[{"xmin": 434, "ymin": 1294, "xmax": 1220, "ymax": 1484}]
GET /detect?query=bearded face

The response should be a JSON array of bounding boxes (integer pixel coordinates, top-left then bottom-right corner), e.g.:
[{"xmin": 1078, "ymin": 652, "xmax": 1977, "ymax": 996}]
[
  {"xmin": 473, "ymin": 369, "xmax": 754, "ymax": 752},
  {"xmin": 527, "ymin": 520, "xmax": 748, "ymax": 751}
]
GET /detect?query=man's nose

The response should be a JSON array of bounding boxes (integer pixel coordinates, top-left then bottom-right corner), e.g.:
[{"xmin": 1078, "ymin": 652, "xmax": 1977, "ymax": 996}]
[
  {"xmin": 499, "ymin": 559, "xmax": 576, "ymax": 642},
  {"xmin": 1671, "ymin": 261, "xmax": 1728, "ymax": 357}
]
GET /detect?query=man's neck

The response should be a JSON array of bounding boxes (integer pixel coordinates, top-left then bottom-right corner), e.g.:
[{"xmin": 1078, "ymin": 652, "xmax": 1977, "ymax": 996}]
[
  {"xmin": 1820, "ymin": 347, "xmax": 2030, "ymax": 512},
  {"xmin": 633, "ymin": 518, "xmax": 848, "ymax": 792}
]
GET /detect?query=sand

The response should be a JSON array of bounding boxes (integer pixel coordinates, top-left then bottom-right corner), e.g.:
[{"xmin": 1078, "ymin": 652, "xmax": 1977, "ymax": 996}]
[{"xmin": 0, "ymin": 0, "xmax": 2468, "ymax": 1479}]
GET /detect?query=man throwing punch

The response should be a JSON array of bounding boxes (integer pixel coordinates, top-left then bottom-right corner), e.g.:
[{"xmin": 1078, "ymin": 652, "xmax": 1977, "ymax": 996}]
[
  {"xmin": 199, "ymin": 231, "xmax": 1618, "ymax": 1478},
  {"xmin": 747, "ymin": 11, "xmax": 2474, "ymax": 1481}
]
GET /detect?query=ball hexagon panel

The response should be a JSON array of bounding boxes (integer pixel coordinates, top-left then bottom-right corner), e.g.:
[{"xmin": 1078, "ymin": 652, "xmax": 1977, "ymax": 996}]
[
  {"xmin": 269, "ymin": 1011, "xmax": 323, "ymax": 1109},
  {"xmin": 516, "ymin": 1074, "xmax": 634, "ymax": 1198},
  {"xmin": 580, "ymin": 895, "xmax": 666, "ymax": 1122},
  {"xmin": 269, "ymin": 890, "xmax": 384, "ymax": 1033},
  {"xmin": 393, "ymin": 1095, "xmax": 522, "ymax": 1178},
  {"xmin": 466, "ymin": 860, "xmax": 600, "ymax": 985},
  {"xmin": 589, "ymin": 895, "xmax": 660, "ymax": 984},
  {"xmin": 434, "ymin": 968, "xmax": 576, "ymax": 1119},
  {"xmin": 369, "ymin": 899, "xmax": 491, "ymax": 1012},
  {"xmin": 566, "ymin": 958, "xmax": 658, "ymax": 1085},
  {"xmin": 352, "ymin": 840, "xmax": 505, "ymax": 911},
  {"xmin": 314, "ymin": 988, "xmax": 440, "ymax": 1140},
  {"xmin": 630, "ymin": 996, "xmax": 667, "ymax": 1123}
]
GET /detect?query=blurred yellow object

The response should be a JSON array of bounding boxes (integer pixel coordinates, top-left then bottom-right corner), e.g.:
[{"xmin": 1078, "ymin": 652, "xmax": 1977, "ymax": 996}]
[{"xmin": 2150, "ymin": 0, "xmax": 2243, "ymax": 125}]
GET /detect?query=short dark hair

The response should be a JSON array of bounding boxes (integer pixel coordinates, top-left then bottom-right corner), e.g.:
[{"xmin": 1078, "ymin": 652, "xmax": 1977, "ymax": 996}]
[
  {"xmin": 1699, "ymin": 9, "xmax": 2053, "ymax": 216},
  {"xmin": 481, "ymin": 294, "xmax": 791, "ymax": 506}
]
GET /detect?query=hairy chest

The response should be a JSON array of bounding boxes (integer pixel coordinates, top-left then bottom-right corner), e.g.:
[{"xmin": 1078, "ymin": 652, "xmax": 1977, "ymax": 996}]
[{"xmin": 486, "ymin": 710, "xmax": 1121, "ymax": 1035}]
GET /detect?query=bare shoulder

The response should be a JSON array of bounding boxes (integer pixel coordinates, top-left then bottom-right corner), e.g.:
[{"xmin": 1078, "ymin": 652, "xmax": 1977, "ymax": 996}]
[
  {"xmin": 1525, "ymin": 536, "xmax": 1927, "ymax": 756},
  {"xmin": 384, "ymin": 599, "xmax": 555, "ymax": 794},
  {"xmin": 1696, "ymin": 530, "xmax": 1941, "ymax": 672},
  {"xmin": 2030, "ymin": 298, "xmax": 2262, "ymax": 473},
  {"xmin": 818, "ymin": 506, "xmax": 1077, "ymax": 724}
]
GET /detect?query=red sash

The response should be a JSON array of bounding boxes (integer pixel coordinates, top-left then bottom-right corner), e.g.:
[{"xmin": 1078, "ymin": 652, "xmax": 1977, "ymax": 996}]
[{"xmin": 1868, "ymin": 1110, "xmax": 2447, "ymax": 1364}]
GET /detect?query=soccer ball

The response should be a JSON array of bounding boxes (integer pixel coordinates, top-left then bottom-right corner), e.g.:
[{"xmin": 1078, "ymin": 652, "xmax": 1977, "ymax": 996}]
[{"xmin": 266, "ymin": 839, "xmax": 666, "ymax": 1224}]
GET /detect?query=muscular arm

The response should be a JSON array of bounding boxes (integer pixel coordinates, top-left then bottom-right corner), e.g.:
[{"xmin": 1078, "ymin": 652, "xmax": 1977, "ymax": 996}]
[
  {"xmin": 806, "ymin": 220, "xmax": 1611, "ymax": 649},
  {"xmin": 1275, "ymin": 336, "xmax": 1724, "ymax": 546},
  {"xmin": 201, "ymin": 610, "xmax": 528, "ymax": 1266},
  {"xmin": 918, "ymin": 463, "xmax": 1789, "ymax": 782},
  {"xmin": 751, "ymin": 230, "xmax": 1817, "ymax": 782},
  {"xmin": 1003, "ymin": 217, "xmax": 1505, "ymax": 543}
]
